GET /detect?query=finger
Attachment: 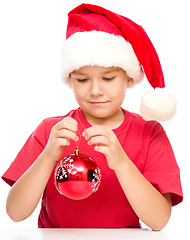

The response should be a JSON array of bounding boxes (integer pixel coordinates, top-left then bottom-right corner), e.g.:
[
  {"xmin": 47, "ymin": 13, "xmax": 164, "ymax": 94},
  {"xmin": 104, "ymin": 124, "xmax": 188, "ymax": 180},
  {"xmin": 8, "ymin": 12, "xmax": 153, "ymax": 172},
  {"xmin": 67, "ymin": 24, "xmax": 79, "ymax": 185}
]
[
  {"xmin": 94, "ymin": 145, "xmax": 110, "ymax": 156},
  {"xmin": 55, "ymin": 137, "xmax": 70, "ymax": 147},
  {"xmin": 88, "ymin": 135, "xmax": 109, "ymax": 146},
  {"xmin": 55, "ymin": 117, "xmax": 78, "ymax": 133},
  {"xmin": 56, "ymin": 128, "xmax": 79, "ymax": 142},
  {"xmin": 83, "ymin": 125, "xmax": 109, "ymax": 141}
]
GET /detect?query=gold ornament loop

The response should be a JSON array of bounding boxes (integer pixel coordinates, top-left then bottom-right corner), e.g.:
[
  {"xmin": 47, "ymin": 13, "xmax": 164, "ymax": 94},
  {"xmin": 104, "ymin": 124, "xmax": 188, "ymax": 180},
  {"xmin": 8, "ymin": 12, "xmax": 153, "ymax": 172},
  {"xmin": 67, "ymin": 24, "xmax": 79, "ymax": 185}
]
[{"xmin": 75, "ymin": 147, "xmax": 80, "ymax": 155}]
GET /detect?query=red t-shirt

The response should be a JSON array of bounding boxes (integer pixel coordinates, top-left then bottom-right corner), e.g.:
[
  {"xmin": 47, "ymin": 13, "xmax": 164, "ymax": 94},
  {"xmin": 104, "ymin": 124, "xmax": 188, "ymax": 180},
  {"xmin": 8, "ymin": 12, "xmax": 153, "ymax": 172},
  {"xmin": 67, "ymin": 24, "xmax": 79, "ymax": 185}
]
[{"xmin": 2, "ymin": 108, "xmax": 183, "ymax": 228}]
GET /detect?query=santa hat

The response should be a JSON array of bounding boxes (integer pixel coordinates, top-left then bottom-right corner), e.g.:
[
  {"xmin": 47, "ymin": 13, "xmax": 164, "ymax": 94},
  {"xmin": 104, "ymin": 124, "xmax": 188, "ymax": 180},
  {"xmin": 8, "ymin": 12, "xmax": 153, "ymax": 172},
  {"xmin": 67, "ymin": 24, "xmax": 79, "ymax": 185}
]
[{"xmin": 61, "ymin": 3, "xmax": 176, "ymax": 121}]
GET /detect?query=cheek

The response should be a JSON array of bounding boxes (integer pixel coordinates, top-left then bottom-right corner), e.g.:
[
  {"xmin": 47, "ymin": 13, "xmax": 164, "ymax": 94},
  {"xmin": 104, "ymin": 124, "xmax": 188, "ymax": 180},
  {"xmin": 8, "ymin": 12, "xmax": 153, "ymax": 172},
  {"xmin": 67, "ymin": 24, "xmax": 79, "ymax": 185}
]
[
  {"xmin": 73, "ymin": 87, "xmax": 82, "ymax": 99},
  {"xmin": 109, "ymin": 81, "xmax": 127, "ymax": 99},
  {"xmin": 72, "ymin": 85, "xmax": 87, "ymax": 103}
]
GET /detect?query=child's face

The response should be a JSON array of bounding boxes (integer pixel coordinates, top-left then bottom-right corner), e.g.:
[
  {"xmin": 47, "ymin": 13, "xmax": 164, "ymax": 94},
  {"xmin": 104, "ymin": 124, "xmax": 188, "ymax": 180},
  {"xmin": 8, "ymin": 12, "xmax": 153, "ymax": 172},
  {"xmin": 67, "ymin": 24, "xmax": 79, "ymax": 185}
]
[{"xmin": 69, "ymin": 65, "xmax": 129, "ymax": 125}]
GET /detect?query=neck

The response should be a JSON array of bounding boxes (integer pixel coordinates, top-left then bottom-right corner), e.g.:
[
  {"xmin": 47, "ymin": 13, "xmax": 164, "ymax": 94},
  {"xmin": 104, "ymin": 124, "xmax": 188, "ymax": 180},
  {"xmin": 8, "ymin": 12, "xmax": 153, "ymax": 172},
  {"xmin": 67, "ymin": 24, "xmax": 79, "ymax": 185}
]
[{"xmin": 83, "ymin": 108, "xmax": 125, "ymax": 130}]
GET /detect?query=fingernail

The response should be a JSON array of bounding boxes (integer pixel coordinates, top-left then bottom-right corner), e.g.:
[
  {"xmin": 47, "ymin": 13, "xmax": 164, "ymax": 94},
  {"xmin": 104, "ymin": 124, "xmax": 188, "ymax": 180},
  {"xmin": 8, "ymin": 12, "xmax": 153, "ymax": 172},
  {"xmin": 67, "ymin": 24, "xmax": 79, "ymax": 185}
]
[
  {"xmin": 94, "ymin": 146, "xmax": 98, "ymax": 151},
  {"xmin": 82, "ymin": 131, "xmax": 85, "ymax": 137}
]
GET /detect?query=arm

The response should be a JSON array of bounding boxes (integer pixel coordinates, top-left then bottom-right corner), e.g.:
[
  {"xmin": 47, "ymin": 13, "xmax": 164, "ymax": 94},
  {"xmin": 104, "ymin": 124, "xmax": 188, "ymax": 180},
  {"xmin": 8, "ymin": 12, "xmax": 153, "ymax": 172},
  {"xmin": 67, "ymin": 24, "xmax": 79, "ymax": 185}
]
[
  {"xmin": 6, "ymin": 117, "xmax": 78, "ymax": 222},
  {"xmin": 83, "ymin": 125, "xmax": 172, "ymax": 231},
  {"xmin": 114, "ymin": 158, "xmax": 171, "ymax": 231},
  {"xmin": 6, "ymin": 153, "xmax": 56, "ymax": 222}
]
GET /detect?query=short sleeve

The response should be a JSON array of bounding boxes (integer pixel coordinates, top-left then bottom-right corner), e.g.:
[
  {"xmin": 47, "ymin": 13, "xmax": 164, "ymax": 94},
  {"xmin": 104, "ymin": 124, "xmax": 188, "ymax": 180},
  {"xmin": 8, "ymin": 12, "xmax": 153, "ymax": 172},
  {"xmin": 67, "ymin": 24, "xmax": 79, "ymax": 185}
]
[
  {"xmin": 2, "ymin": 120, "xmax": 48, "ymax": 186},
  {"xmin": 142, "ymin": 122, "xmax": 183, "ymax": 206}
]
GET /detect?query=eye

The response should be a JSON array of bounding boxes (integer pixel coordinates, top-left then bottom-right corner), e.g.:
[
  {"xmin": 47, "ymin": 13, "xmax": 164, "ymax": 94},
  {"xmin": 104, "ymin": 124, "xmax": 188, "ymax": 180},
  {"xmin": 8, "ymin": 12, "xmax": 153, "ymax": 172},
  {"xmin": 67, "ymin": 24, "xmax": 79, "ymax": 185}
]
[
  {"xmin": 103, "ymin": 77, "xmax": 115, "ymax": 81},
  {"xmin": 77, "ymin": 78, "xmax": 88, "ymax": 83}
]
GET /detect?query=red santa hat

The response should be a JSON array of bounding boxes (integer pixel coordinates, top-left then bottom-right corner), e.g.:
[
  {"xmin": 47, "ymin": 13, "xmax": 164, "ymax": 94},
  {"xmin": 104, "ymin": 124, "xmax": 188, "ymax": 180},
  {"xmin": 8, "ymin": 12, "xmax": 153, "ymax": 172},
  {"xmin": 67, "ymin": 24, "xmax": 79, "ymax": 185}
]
[{"xmin": 61, "ymin": 3, "xmax": 176, "ymax": 121}]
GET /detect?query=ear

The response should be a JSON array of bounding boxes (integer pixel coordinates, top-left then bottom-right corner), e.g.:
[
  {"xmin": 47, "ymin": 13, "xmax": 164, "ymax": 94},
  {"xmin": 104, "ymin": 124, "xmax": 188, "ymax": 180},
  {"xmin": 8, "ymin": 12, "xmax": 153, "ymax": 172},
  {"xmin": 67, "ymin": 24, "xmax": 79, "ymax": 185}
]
[{"xmin": 126, "ymin": 77, "xmax": 135, "ymax": 88}]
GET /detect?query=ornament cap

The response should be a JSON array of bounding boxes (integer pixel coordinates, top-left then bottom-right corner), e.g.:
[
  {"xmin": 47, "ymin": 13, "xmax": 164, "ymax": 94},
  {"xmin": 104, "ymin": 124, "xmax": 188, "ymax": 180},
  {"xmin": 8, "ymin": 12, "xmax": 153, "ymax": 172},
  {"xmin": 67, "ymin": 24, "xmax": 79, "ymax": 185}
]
[{"xmin": 75, "ymin": 147, "xmax": 80, "ymax": 155}]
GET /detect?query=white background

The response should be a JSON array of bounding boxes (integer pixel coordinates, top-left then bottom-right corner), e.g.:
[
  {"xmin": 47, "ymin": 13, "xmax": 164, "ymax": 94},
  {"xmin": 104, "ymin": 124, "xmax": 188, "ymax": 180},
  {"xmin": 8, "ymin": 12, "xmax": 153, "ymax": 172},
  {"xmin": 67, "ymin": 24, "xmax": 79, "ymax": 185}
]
[{"xmin": 0, "ymin": 0, "xmax": 189, "ymax": 229}]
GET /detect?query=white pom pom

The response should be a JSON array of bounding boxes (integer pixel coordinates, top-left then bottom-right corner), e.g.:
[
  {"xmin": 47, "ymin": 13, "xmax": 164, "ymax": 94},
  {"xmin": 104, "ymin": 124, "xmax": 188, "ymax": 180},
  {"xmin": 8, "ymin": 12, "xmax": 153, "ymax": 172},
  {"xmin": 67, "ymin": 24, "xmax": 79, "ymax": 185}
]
[{"xmin": 140, "ymin": 88, "xmax": 177, "ymax": 121}]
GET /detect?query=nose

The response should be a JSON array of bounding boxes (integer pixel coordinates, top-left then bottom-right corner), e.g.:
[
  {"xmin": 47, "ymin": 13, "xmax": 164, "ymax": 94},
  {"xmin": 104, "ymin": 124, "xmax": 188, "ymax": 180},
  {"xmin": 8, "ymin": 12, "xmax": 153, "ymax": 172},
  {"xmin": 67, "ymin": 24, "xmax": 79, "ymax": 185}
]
[{"xmin": 90, "ymin": 79, "xmax": 103, "ymax": 96}]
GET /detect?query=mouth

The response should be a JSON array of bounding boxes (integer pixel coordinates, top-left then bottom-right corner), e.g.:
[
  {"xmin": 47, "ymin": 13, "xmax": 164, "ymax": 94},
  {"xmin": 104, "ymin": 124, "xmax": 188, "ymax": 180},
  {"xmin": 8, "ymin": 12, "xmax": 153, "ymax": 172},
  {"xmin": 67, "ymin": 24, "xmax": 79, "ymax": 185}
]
[{"xmin": 89, "ymin": 101, "xmax": 108, "ymax": 106}]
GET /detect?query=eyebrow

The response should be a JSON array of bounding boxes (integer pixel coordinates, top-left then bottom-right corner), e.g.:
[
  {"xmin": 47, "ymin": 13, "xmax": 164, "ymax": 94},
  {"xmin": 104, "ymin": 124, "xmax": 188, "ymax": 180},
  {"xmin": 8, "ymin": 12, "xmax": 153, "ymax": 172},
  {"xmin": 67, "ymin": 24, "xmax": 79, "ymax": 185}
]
[
  {"xmin": 71, "ymin": 72, "xmax": 87, "ymax": 76},
  {"xmin": 102, "ymin": 69, "xmax": 120, "ymax": 74},
  {"xmin": 72, "ymin": 68, "xmax": 120, "ymax": 76}
]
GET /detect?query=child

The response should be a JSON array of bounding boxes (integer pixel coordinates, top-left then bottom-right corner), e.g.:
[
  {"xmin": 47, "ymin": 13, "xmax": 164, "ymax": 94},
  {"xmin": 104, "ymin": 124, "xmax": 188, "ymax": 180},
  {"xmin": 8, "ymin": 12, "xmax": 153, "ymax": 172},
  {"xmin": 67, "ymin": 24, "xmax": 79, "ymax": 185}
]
[{"xmin": 2, "ymin": 4, "xmax": 183, "ymax": 230}]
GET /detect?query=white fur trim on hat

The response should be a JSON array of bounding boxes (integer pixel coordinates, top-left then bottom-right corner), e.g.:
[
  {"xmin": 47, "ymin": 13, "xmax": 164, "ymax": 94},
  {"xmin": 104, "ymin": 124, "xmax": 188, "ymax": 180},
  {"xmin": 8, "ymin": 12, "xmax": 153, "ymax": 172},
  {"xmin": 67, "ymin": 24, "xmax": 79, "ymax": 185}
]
[
  {"xmin": 61, "ymin": 31, "xmax": 144, "ymax": 87},
  {"xmin": 140, "ymin": 88, "xmax": 177, "ymax": 121}
]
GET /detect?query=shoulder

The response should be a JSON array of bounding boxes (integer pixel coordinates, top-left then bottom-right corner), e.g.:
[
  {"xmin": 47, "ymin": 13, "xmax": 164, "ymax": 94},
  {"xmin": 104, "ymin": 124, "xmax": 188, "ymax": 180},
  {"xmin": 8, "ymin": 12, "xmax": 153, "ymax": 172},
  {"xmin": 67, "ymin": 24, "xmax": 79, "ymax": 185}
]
[
  {"xmin": 126, "ymin": 110, "xmax": 164, "ymax": 131},
  {"xmin": 32, "ymin": 108, "xmax": 80, "ymax": 140},
  {"xmin": 40, "ymin": 108, "xmax": 79, "ymax": 129},
  {"xmin": 122, "ymin": 109, "xmax": 165, "ymax": 142}
]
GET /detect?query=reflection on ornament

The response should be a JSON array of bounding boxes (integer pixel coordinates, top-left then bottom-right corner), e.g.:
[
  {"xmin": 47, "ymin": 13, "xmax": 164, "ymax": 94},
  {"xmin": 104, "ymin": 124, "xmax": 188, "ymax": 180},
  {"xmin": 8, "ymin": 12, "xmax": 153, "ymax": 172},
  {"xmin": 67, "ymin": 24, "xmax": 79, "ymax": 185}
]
[{"xmin": 54, "ymin": 147, "xmax": 101, "ymax": 200}]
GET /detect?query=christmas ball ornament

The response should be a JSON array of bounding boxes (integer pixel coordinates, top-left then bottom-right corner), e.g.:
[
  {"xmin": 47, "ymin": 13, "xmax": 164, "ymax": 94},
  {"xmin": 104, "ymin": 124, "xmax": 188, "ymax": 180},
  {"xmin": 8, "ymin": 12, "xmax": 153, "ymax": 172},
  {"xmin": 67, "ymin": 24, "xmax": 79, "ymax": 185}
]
[{"xmin": 54, "ymin": 147, "xmax": 101, "ymax": 200}]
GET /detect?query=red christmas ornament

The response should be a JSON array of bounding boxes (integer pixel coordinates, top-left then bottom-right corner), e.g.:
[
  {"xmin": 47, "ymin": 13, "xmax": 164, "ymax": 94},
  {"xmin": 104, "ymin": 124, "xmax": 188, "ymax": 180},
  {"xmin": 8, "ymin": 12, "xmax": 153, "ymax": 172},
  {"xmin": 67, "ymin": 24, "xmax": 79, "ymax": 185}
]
[{"xmin": 54, "ymin": 147, "xmax": 101, "ymax": 200}]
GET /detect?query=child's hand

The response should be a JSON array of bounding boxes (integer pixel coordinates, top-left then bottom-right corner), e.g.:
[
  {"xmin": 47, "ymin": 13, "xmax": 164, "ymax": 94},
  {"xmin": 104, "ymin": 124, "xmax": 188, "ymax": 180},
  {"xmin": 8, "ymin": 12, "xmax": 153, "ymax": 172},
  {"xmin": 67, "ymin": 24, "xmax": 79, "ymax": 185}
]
[
  {"xmin": 82, "ymin": 125, "xmax": 127, "ymax": 170},
  {"xmin": 43, "ymin": 117, "xmax": 78, "ymax": 162}
]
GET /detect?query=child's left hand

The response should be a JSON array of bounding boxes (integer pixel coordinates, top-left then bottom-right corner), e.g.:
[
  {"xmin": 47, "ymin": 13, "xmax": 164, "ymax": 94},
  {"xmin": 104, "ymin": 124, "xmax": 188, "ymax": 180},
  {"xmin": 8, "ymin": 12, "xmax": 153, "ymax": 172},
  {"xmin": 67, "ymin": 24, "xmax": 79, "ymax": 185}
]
[{"xmin": 82, "ymin": 125, "xmax": 127, "ymax": 170}]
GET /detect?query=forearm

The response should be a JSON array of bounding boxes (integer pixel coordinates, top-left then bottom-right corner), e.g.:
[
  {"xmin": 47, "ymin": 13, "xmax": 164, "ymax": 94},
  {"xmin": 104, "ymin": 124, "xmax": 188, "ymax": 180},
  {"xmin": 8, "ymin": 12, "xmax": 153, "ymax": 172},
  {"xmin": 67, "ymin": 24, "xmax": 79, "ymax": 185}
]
[
  {"xmin": 115, "ymin": 156, "xmax": 171, "ymax": 231},
  {"xmin": 6, "ymin": 152, "xmax": 56, "ymax": 222},
  {"xmin": 6, "ymin": 117, "xmax": 78, "ymax": 222},
  {"xmin": 83, "ymin": 126, "xmax": 172, "ymax": 230}
]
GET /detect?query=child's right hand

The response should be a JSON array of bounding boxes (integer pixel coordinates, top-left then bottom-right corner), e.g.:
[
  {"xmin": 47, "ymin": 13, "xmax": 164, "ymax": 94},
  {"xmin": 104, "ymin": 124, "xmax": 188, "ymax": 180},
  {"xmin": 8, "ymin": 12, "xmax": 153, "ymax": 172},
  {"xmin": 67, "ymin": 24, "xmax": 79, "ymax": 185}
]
[{"xmin": 43, "ymin": 117, "xmax": 78, "ymax": 162}]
